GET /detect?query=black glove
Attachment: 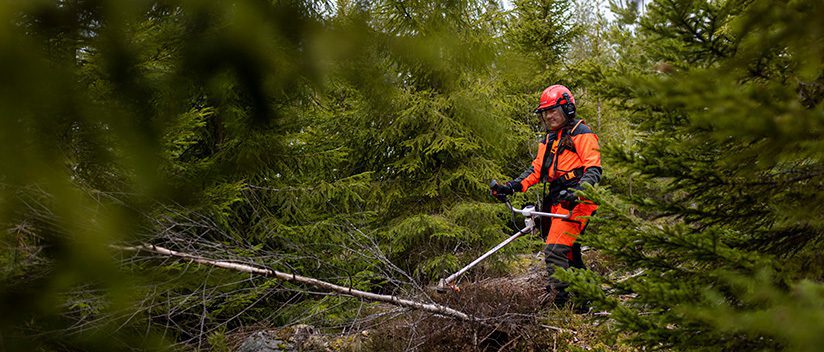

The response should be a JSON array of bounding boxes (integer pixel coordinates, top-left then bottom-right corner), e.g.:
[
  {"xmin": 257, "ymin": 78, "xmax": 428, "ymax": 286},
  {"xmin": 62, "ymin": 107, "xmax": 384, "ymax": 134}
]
[
  {"xmin": 558, "ymin": 189, "xmax": 578, "ymax": 203},
  {"xmin": 489, "ymin": 180, "xmax": 517, "ymax": 202}
]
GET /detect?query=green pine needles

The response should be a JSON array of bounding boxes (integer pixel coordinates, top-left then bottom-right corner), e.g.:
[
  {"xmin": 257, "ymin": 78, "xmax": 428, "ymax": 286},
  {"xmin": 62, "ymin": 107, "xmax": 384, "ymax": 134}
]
[
  {"xmin": 559, "ymin": 0, "xmax": 824, "ymax": 350},
  {"xmin": 2, "ymin": 0, "xmax": 823, "ymax": 351}
]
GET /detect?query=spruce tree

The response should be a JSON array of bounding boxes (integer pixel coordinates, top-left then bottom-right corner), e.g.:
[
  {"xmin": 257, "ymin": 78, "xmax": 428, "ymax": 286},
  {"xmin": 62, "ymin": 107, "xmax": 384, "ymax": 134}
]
[{"xmin": 559, "ymin": 0, "xmax": 824, "ymax": 350}]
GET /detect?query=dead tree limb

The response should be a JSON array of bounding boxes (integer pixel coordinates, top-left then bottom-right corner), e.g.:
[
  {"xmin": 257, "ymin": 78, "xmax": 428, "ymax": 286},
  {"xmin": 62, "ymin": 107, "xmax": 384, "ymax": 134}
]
[{"xmin": 113, "ymin": 243, "xmax": 473, "ymax": 322}]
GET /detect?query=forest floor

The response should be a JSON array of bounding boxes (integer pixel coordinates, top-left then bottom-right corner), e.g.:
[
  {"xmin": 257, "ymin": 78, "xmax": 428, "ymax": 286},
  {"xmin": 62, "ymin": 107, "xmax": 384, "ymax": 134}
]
[
  {"xmin": 361, "ymin": 250, "xmax": 633, "ymax": 351},
  {"xmin": 230, "ymin": 249, "xmax": 636, "ymax": 352}
]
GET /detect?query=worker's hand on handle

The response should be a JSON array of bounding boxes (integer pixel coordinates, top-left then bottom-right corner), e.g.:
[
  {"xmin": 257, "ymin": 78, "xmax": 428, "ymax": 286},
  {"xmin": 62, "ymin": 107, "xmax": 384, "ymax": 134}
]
[
  {"xmin": 558, "ymin": 189, "xmax": 578, "ymax": 203},
  {"xmin": 558, "ymin": 188, "xmax": 581, "ymax": 211},
  {"xmin": 489, "ymin": 180, "xmax": 515, "ymax": 202}
]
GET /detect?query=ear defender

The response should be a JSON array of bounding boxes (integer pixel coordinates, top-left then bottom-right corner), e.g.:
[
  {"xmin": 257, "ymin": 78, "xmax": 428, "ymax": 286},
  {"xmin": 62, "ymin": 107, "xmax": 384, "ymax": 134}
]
[{"xmin": 560, "ymin": 92, "xmax": 576, "ymax": 119}]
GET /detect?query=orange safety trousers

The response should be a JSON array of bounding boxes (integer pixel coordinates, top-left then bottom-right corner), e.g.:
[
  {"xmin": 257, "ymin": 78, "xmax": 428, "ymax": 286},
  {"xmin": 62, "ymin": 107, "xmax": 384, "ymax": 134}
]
[{"xmin": 545, "ymin": 202, "xmax": 598, "ymax": 246}]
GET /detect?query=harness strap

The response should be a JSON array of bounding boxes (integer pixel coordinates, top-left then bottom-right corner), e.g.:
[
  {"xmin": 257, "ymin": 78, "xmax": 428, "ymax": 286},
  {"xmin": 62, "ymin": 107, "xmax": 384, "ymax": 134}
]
[
  {"xmin": 571, "ymin": 119, "xmax": 584, "ymax": 134},
  {"xmin": 562, "ymin": 167, "xmax": 584, "ymax": 180}
]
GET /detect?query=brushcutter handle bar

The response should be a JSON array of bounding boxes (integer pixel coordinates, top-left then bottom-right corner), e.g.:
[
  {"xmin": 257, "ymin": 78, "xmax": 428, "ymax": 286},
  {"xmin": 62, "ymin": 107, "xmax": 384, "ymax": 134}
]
[
  {"xmin": 491, "ymin": 179, "xmax": 570, "ymax": 218},
  {"xmin": 511, "ymin": 206, "xmax": 570, "ymax": 219},
  {"xmin": 435, "ymin": 187, "xmax": 570, "ymax": 294}
]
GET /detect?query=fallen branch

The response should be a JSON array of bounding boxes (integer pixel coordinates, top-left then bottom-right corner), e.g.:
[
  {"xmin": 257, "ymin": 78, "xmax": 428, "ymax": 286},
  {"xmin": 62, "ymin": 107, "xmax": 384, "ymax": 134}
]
[
  {"xmin": 113, "ymin": 243, "xmax": 472, "ymax": 322},
  {"xmin": 540, "ymin": 324, "xmax": 577, "ymax": 334},
  {"xmin": 615, "ymin": 269, "xmax": 645, "ymax": 283}
]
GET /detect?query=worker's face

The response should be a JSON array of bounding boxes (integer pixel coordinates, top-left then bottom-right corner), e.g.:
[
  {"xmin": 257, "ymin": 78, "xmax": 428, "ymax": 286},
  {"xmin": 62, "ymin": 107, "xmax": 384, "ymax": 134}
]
[{"xmin": 540, "ymin": 107, "xmax": 566, "ymax": 131}]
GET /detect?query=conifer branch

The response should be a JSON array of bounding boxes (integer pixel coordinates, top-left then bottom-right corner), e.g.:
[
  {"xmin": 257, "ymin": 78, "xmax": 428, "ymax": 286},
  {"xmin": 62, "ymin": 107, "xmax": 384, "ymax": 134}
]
[{"xmin": 112, "ymin": 243, "xmax": 473, "ymax": 322}]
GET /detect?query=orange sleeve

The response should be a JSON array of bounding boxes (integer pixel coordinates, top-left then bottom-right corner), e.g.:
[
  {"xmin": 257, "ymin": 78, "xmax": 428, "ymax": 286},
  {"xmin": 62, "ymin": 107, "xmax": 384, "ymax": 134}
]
[
  {"xmin": 519, "ymin": 158, "xmax": 541, "ymax": 191},
  {"xmin": 516, "ymin": 142, "xmax": 546, "ymax": 192}
]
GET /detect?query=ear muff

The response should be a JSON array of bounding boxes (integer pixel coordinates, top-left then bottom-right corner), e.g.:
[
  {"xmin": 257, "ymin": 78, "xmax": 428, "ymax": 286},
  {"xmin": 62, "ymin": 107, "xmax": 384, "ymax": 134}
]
[{"xmin": 559, "ymin": 92, "xmax": 576, "ymax": 119}]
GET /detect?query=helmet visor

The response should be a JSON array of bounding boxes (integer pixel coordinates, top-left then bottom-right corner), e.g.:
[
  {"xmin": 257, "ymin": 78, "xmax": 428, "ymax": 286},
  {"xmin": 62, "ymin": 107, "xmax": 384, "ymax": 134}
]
[{"xmin": 538, "ymin": 106, "xmax": 566, "ymax": 131}]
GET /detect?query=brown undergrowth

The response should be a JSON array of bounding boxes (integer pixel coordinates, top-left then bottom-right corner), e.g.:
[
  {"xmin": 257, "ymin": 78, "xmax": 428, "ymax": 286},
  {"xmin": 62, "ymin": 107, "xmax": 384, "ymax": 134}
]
[
  {"xmin": 224, "ymin": 252, "xmax": 635, "ymax": 351},
  {"xmin": 371, "ymin": 270, "xmax": 546, "ymax": 351},
  {"xmin": 366, "ymin": 265, "xmax": 566, "ymax": 351},
  {"xmin": 364, "ymin": 252, "xmax": 635, "ymax": 352}
]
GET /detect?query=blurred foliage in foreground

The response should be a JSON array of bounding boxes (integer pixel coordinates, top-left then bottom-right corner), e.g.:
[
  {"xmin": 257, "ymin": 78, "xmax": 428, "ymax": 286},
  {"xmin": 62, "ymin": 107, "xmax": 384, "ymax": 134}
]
[
  {"xmin": 0, "ymin": 0, "xmax": 557, "ymax": 350},
  {"xmin": 2, "ymin": 0, "xmax": 823, "ymax": 351}
]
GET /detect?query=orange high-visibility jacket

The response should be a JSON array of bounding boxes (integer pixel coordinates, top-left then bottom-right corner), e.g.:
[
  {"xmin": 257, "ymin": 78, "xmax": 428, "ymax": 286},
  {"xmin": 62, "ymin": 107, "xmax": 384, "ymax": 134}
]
[{"xmin": 513, "ymin": 119, "xmax": 601, "ymax": 194}]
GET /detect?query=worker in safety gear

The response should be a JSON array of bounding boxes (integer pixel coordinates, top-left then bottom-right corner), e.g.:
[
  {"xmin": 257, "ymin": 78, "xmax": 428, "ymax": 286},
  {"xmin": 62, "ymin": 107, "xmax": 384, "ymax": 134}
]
[{"xmin": 490, "ymin": 84, "xmax": 601, "ymax": 308}]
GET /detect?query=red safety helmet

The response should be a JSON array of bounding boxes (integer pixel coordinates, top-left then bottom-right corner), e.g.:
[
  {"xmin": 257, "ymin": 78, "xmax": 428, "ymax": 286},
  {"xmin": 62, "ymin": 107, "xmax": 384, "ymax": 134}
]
[{"xmin": 534, "ymin": 84, "xmax": 576, "ymax": 119}]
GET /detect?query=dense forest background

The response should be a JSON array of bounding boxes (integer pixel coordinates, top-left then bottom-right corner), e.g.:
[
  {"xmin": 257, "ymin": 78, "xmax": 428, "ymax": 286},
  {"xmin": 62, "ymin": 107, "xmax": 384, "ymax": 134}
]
[{"xmin": 1, "ymin": 0, "xmax": 823, "ymax": 351}]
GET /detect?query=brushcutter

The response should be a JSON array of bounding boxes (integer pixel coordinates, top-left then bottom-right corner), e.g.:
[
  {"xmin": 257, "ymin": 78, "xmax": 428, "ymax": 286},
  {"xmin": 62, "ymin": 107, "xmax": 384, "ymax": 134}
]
[{"xmin": 435, "ymin": 180, "xmax": 571, "ymax": 294}]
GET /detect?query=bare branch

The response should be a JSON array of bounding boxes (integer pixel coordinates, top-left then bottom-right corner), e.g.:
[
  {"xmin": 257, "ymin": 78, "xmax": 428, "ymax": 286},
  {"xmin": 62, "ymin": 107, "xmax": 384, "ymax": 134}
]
[
  {"xmin": 540, "ymin": 324, "xmax": 577, "ymax": 334},
  {"xmin": 113, "ymin": 243, "xmax": 473, "ymax": 322}
]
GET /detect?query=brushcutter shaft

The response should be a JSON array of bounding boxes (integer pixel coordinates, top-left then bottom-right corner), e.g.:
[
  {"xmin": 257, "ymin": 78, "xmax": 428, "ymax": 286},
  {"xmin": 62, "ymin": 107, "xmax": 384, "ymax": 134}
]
[
  {"xmin": 434, "ymin": 205, "xmax": 572, "ymax": 293},
  {"xmin": 439, "ymin": 224, "xmax": 534, "ymax": 288}
]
